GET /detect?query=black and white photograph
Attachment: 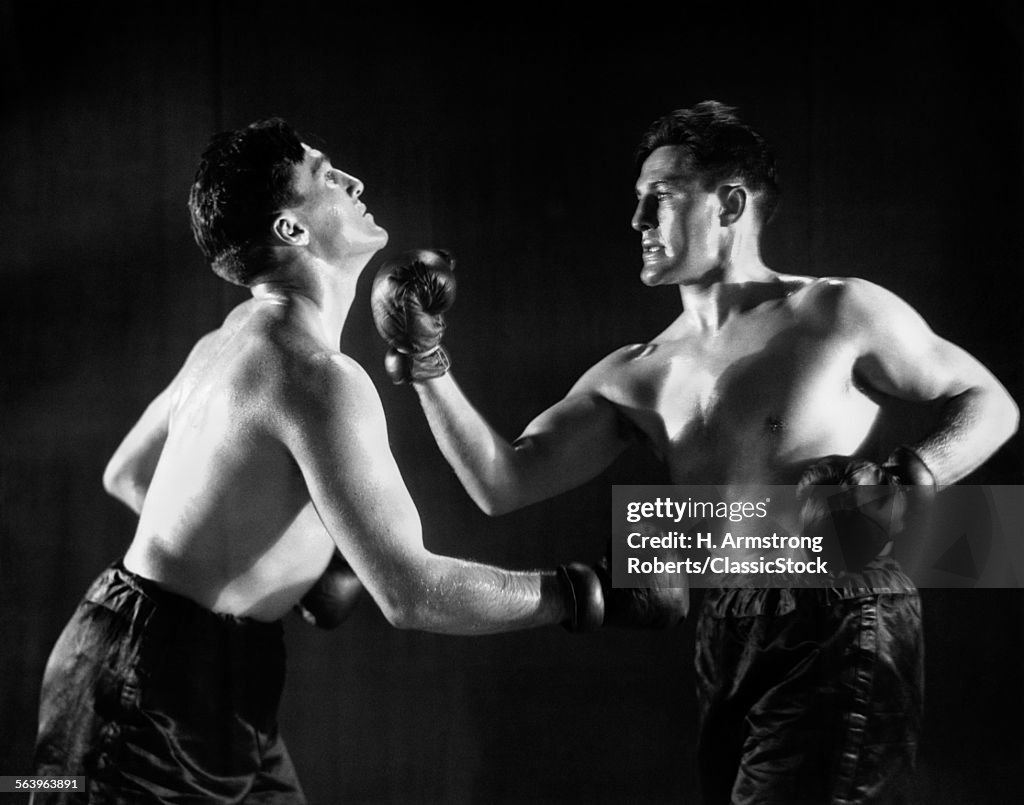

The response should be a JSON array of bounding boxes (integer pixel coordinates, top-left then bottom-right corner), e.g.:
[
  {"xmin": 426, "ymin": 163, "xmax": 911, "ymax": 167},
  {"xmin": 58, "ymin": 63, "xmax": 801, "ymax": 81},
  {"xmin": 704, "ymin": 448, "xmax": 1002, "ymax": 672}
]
[{"xmin": 1, "ymin": 3, "xmax": 1021, "ymax": 803}]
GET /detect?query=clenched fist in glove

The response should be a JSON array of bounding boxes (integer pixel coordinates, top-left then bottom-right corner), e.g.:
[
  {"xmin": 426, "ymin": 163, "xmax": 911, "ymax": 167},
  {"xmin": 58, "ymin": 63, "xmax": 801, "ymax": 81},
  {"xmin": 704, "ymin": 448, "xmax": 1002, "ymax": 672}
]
[
  {"xmin": 370, "ymin": 249, "xmax": 456, "ymax": 383},
  {"xmin": 559, "ymin": 531, "xmax": 690, "ymax": 632},
  {"xmin": 797, "ymin": 446, "xmax": 936, "ymax": 572},
  {"xmin": 296, "ymin": 550, "xmax": 364, "ymax": 629},
  {"xmin": 596, "ymin": 537, "xmax": 690, "ymax": 630},
  {"xmin": 556, "ymin": 563, "xmax": 606, "ymax": 633},
  {"xmin": 557, "ymin": 531, "xmax": 690, "ymax": 632}
]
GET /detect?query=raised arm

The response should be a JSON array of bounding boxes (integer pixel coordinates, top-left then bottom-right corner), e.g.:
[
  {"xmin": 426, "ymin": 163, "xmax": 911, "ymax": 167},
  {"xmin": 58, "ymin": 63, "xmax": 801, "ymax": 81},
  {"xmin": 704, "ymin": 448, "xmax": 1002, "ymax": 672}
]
[
  {"xmin": 370, "ymin": 248, "xmax": 634, "ymax": 516},
  {"xmin": 282, "ymin": 353, "xmax": 602, "ymax": 635},
  {"xmin": 843, "ymin": 279, "xmax": 1018, "ymax": 483}
]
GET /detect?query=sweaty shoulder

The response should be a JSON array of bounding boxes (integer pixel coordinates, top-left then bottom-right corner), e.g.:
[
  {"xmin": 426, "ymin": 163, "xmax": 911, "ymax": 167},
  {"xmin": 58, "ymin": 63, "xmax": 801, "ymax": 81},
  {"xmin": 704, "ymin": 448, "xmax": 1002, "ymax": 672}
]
[
  {"xmin": 274, "ymin": 343, "xmax": 382, "ymax": 431},
  {"xmin": 196, "ymin": 301, "xmax": 382, "ymax": 434}
]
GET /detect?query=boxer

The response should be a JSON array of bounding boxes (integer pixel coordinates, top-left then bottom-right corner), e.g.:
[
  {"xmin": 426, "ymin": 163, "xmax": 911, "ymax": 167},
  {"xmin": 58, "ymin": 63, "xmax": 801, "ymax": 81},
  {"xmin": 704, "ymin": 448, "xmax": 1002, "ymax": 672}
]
[
  {"xmin": 373, "ymin": 102, "xmax": 1018, "ymax": 803},
  {"xmin": 31, "ymin": 118, "xmax": 608, "ymax": 804}
]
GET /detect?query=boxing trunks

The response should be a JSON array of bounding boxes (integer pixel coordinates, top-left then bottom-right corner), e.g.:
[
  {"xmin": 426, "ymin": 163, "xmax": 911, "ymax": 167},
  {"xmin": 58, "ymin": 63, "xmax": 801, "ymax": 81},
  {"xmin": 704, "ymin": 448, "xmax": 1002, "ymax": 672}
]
[
  {"xmin": 33, "ymin": 561, "xmax": 305, "ymax": 804},
  {"xmin": 695, "ymin": 559, "xmax": 923, "ymax": 805}
]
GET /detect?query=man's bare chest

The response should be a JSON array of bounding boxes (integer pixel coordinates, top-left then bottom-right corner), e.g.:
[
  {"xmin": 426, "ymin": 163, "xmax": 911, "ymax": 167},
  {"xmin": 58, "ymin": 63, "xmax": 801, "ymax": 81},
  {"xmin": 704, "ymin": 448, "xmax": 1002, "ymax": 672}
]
[{"xmin": 606, "ymin": 324, "xmax": 864, "ymax": 458}]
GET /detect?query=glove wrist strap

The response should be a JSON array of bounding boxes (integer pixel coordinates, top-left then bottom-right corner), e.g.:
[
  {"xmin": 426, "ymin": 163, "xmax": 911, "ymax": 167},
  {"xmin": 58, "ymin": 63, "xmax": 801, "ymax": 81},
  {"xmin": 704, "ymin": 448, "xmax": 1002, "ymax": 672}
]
[{"xmin": 408, "ymin": 346, "xmax": 451, "ymax": 382}]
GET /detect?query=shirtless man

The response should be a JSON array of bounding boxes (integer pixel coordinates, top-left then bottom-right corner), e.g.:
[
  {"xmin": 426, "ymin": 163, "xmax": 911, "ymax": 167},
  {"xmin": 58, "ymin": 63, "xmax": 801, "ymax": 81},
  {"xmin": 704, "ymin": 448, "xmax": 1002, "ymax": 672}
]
[
  {"xmin": 31, "ymin": 118, "xmax": 607, "ymax": 804},
  {"xmin": 372, "ymin": 102, "xmax": 1019, "ymax": 803}
]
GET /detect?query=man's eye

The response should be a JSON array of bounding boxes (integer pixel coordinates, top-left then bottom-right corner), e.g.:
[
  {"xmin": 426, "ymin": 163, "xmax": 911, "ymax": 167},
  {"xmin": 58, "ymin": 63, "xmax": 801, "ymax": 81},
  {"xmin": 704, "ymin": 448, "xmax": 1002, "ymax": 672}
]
[{"xmin": 325, "ymin": 171, "xmax": 338, "ymax": 185}]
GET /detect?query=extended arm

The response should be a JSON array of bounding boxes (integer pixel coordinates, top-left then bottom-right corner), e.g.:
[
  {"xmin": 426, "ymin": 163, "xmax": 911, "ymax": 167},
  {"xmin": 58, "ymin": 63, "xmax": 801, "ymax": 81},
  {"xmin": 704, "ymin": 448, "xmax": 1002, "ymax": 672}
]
[
  {"xmin": 846, "ymin": 279, "xmax": 1018, "ymax": 483},
  {"xmin": 284, "ymin": 355, "xmax": 601, "ymax": 635}
]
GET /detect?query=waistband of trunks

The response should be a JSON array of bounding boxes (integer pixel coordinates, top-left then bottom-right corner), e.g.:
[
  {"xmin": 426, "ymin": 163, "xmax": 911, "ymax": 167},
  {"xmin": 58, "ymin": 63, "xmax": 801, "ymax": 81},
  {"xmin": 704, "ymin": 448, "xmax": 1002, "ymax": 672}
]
[
  {"xmin": 701, "ymin": 557, "xmax": 918, "ymax": 617},
  {"xmin": 84, "ymin": 559, "xmax": 284, "ymax": 640}
]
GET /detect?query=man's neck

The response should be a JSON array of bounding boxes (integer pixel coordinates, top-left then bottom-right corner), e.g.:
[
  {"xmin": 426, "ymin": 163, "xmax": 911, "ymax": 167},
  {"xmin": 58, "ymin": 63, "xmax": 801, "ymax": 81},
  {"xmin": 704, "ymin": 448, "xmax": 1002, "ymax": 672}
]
[
  {"xmin": 676, "ymin": 255, "xmax": 782, "ymax": 333},
  {"xmin": 250, "ymin": 253, "xmax": 371, "ymax": 347}
]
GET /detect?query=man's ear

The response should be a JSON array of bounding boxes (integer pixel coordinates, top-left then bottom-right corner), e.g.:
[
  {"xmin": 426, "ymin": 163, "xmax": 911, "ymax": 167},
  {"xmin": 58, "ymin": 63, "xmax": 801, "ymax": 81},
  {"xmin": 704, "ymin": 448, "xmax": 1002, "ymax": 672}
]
[
  {"xmin": 272, "ymin": 212, "xmax": 310, "ymax": 246},
  {"xmin": 717, "ymin": 184, "xmax": 747, "ymax": 226}
]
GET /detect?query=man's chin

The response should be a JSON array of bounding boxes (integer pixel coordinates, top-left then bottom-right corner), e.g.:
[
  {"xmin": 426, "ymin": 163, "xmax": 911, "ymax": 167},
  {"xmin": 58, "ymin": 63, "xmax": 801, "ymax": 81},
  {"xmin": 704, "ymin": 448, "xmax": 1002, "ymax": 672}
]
[
  {"xmin": 640, "ymin": 264, "xmax": 676, "ymax": 287},
  {"xmin": 362, "ymin": 228, "xmax": 389, "ymax": 254},
  {"xmin": 344, "ymin": 233, "xmax": 389, "ymax": 266}
]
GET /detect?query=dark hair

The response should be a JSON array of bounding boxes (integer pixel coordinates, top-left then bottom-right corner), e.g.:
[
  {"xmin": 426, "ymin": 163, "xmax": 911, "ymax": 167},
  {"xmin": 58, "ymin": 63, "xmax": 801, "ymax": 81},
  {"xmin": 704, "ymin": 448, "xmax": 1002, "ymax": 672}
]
[
  {"xmin": 636, "ymin": 101, "xmax": 780, "ymax": 226},
  {"xmin": 188, "ymin": 118, "xmax": 306, "ymax": 285}
]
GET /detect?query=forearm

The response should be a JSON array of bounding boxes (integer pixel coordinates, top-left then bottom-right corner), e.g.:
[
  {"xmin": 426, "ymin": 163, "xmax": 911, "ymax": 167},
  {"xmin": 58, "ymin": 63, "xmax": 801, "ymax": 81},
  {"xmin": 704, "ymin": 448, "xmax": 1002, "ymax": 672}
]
[
  {"xmin": 374, "ymin": 250, "xmax": 528, "ymax": 513},
  {"xmin": 384, "ymin": 557, "xmax": 569, "ymax": 635},
  {"xmin": 909, "ymin": 386, "xmax": 1019, "ymax": 484},
  {"xmin": 414, "ymin": 374, "xmax": 530, "ymax": 515}
]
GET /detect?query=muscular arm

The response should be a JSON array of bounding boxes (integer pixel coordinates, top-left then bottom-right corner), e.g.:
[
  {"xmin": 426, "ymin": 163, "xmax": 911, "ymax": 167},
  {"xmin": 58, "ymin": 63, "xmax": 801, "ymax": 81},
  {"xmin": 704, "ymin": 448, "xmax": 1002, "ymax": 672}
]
[
  {"xmin": 413, "ymin": 364, "xmax": 634, "ymax": 516},
  {"xmin": 843, "ymin": 279, "xmax": 1019, "ymax": 483},
  {"xmin": 102, "ymin": 382, "xmax": 173, "ymax": 514},
  {"xmin": 284, "ymin": 355, "xmax": 571, "ymax": 634}
]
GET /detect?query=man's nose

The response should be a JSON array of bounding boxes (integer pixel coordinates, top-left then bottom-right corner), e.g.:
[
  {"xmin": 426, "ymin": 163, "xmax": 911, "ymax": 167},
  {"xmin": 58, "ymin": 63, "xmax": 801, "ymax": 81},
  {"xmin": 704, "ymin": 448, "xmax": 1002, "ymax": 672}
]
[
  {"xmin": 344, "ymin": 173, "xmax": 364, "ymax": 198},
  {"xmin": 631, "ymin": 196, "xmax": 655, "ymax": 232}
]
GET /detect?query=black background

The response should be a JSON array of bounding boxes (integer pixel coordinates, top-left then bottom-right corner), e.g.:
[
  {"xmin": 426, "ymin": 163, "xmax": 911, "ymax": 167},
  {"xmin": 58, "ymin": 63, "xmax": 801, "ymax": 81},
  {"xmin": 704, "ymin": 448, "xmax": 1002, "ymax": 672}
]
[{"xmin": 1, "ymin": 2, "xmax": 1022, "ymax": 802}]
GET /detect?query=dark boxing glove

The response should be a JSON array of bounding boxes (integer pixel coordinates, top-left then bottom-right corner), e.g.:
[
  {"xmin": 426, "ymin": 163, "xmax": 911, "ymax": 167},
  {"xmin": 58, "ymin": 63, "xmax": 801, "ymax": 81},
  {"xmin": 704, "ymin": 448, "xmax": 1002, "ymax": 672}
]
[
  {"xmin": 797, "ymin": 446, "xmax": 936, "ymax": 571},
  {"xmin": 596, "ymin": 542, "xmax": 689, "ymax": 630},
  {"xmin": 296, "ymin": 550, "xmax": 364, "ymax": 629},
  {"xmin": 556, "ymin": 562, "xmax": 605, "ymax": 633},
  {"xmin": 370, "ymin": 249, "xmax": 456, "ymax": 384}
]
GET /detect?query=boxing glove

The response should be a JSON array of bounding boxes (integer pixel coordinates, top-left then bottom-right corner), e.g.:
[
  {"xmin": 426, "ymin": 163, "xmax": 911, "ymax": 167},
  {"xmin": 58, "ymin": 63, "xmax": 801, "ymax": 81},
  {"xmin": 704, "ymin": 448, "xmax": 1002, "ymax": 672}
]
[
  {"xmin": 296, "ymin": 551, "xmax": 364, "ymax": 629},
  {"xmin": 596, "ymin": 547, "xmax": 689, "ymax": 630},
  {"xmin": 797, "ymin": 446, "xmax": 936, "ymax": 571},
  {"xmin": 370, "ymin": 249, "xmax": 456, "ymax": 384},
  {"xmin": 556, "ymin": 562, "xmax": 605, "ymax": 633}
]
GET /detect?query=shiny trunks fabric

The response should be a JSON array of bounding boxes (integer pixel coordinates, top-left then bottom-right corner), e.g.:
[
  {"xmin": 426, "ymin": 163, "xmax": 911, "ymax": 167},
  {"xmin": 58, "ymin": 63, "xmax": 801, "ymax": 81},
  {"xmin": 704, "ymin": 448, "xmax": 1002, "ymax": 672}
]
[
  {"xmin": 695, "ymin": 559, "xmax": 923, "ymax": 805},
  {"xmin": 33, "ymin": 561, "xmax": 306, "ymax": 804}
]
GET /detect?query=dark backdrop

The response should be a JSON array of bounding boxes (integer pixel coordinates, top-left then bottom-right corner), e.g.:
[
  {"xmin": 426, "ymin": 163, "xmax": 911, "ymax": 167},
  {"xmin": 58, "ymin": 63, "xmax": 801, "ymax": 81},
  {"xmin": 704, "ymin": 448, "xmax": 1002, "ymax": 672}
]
[{"xmin": 2, "ymin": 2, "xmax": 1022, "ymax": 803}]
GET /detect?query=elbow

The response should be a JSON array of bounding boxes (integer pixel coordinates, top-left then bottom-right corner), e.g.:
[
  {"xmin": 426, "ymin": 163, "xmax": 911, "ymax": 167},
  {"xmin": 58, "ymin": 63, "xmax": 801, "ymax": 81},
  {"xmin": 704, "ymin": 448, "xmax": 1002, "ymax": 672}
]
[
  {"xmin": 472, "ymin": 486, "xmax": 528, "ymax": 518},
  {"xmin": 477, "ymin": 495, "xmax": 515, "ymax": 518},
  {"xmin": 376, "ymin": 601, "xmax": 406, "ymax": 628},
  {"xmin": 1000, "ymin": 391, "xmax": 1020, "ymax": 443},
  {"xmin": 372, "ymin": 574, "xmax": 432, "ymax": 631},
  {"xmin": 985, "ymin": 383, "xmax": 1020, "ymax": 445},
  {"xmin": 102, "ymin": 459, "xmax": 128, "ymax": 500},
  {"xmin": 381, "ymin": 604, "xmax": 420, "ymax": 631},
  {"xmin": 465, "ymin": 445, "xmax": 536, "ymax": 517},
  {"xmin": 102, "ymin": 458, "xmax": 142, "ymax": 511},
  {"xmin": 379, "ymin": 596, "xmax": 433, "ymax": 631},
  {"xmin": 372, "ymin": 558, "xmax": 455, "ymax": 631},
  {"xmin": 954, "ymin": 383, "xmax": 1020, "ymax": 465},
  {"xmin": 376, "ymin": 589, "xmax": 416, "ymax": 629}
]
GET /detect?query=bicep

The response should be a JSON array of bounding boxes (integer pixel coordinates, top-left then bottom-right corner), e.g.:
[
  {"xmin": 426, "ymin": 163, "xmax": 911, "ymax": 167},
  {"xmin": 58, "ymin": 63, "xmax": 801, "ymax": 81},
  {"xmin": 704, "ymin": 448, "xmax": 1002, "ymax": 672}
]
[
  {"xmin": 510, "ymin": 386, "xmax": 634, "ymax": 498},
  {"xmin": 284, "ymin": 364, "xmax": 427, "ymax": 602}
]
